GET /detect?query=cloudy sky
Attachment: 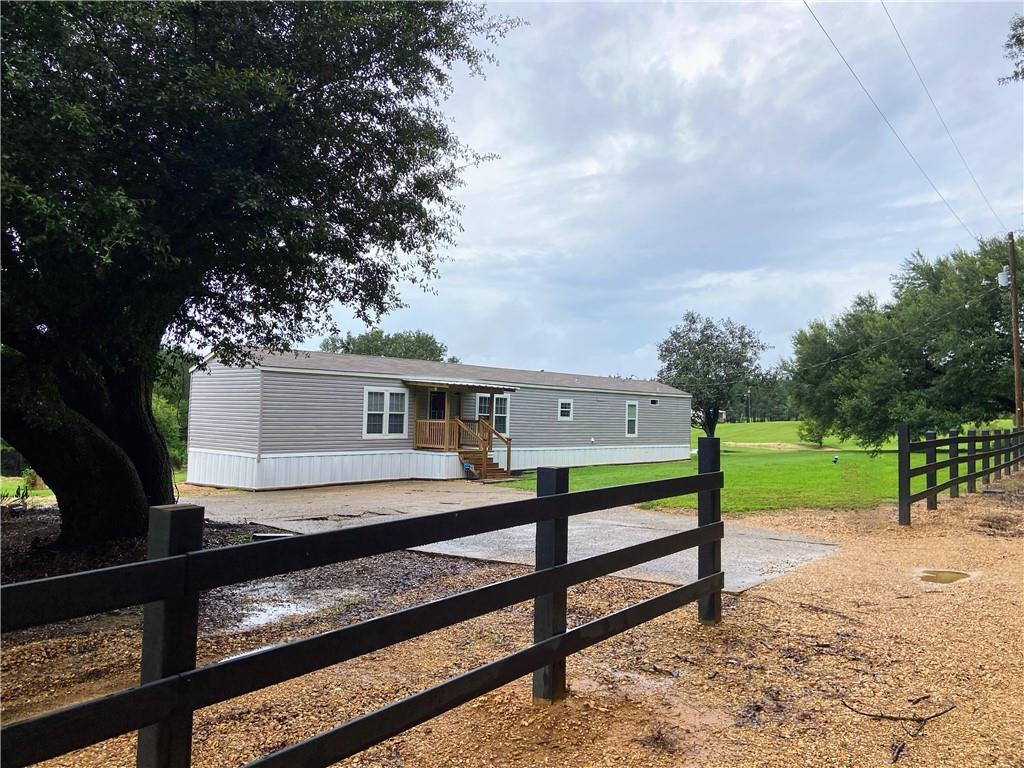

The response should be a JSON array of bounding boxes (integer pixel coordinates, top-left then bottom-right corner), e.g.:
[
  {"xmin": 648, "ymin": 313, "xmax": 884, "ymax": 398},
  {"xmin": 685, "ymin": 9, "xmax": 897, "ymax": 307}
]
[{"xmin": 317, "ymin": 1, "xmax": 1023, "ymax": 379}]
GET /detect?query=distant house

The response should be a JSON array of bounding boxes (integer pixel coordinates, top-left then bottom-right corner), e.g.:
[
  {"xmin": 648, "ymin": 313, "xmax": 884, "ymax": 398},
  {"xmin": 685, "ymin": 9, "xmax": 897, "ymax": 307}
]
[{"xmin": 186, "ymin": 351, "xmax": 691, "ymax": 490}]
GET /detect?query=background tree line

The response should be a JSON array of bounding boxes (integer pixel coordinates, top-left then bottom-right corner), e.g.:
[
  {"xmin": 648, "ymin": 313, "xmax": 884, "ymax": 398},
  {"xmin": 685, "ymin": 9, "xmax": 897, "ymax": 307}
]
[{"xmin": 787, "ymin": 236, "xmax": 1019, "ymax": 448}]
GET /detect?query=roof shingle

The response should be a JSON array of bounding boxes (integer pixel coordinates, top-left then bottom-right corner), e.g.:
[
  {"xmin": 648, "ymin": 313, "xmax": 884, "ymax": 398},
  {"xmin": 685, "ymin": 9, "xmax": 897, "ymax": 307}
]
[{"xmin": 256, "ymin": 350, "xmax": 689, "ymax": 397}]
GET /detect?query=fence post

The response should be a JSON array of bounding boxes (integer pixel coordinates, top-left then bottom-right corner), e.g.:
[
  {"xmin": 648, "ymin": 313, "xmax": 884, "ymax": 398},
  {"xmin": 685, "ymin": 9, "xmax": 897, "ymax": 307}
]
[
  {"xmin": 925, "ymin": 430, "xmax": 937, "ymax": 511},
  {"xmin": 1001, "ymin": 428, "xmax": 1008, "ymax": 477},
  {"xmin": 897, "ymin": 423, "xmax": 912, "ymax": 525},
  {"xmin": 533, "ymin": 467, "xmax": 568, "ymax": 702},
  {"xmin": 948, "ymin": 428, "xmax": 959, "ymax": 499},
  {"xmin": 967, "ymin": 430, "xmax": 977, "ymax": 493},
  {"xmin": 1006, "ymin": 429, "xmax": 1013, "ymax": 475},
  {"xmin": 981, "ymin": 429, "xmax": 991, "ymax": 485},
  {"xmin": 994, "ymin": 429, "xmax": 1003, "ymax": 480},
  {"xmin": 137, "ymin": 504, "xmax": 205, "ymax": 768},
  {"xmin": 697, "ymin": 437, "xmax": 722, "ymax": 623}
]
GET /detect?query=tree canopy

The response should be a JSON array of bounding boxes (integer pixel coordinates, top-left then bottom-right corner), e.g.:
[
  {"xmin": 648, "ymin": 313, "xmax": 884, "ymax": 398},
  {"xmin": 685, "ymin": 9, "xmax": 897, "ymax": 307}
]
[
  {"xmin": 999, "ymin": 13, "xmax": 1024, "ymax": 84},
  {"xmin": 320, "ymin": 329, "xmax": 458, "ymax": 362},
  {"xmin": 657, "ymin": 312, "xmax": 769, "ymax": 437},
  {"xmin": 1, "ymin": 2, "xmax": 514, "ymax": 541},
  {"xmin": 788, "ymin": 237, "xmax": 1018, "ymax": 448}
]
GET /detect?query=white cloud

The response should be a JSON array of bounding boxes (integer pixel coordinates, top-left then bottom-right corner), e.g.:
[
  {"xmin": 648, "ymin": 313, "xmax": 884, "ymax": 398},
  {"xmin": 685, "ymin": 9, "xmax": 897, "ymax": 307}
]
[{"xmin": 316, "ymin": 1, "xmax": 1023, "ymax": 380}]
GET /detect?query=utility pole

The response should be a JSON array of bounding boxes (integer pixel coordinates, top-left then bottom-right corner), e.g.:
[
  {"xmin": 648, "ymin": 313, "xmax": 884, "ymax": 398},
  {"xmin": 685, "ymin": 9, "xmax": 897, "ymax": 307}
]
[{"xmin": 1009, "ymin": 232, "xmax": 1023, "ymax": 427}]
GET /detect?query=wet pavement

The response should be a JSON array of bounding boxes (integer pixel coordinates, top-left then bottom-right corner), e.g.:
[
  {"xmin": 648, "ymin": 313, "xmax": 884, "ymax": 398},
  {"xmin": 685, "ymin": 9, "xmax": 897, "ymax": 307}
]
[
  {"xmin": 414, "ymin": 509, "xmax": 836, "ymax": 592},
  {"xmin": 182, "ymin": 479, "xmax": 528, "ymax": 534},
  {"xmin": 183, "ymin": 480, "xmax": 837, "ymax": 593}
]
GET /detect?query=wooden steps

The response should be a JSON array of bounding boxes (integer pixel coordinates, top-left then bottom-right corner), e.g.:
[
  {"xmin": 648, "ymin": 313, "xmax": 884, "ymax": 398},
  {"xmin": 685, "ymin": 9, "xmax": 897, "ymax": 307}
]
[{"xmin": 459, "ymin": 450, "xmax": 506, "ymax": 479}]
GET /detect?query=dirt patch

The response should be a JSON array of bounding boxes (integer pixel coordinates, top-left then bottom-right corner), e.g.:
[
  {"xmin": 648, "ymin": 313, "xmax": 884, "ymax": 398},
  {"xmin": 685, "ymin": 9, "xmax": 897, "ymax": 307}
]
[
  {"xmin": 721, "ymin": 441, "xmax": 816, "ymax": 451},
  {"xmin": 1, "ymin": 507, "xmax": 279, "ymax": 585},
  {"xmin": 2, "ymin": 479, "xmax": 1022, "ymax": 767},
  {"xmin": 173, "ymin": 482, "xmax": 239, "ymax": 497}
]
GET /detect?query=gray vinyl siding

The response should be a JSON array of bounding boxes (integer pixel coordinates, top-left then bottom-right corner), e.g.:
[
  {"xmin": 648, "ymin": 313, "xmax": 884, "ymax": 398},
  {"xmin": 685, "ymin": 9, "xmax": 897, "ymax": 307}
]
[
  {"xmin": 188, "ymin": 363, "xmax": 261, "ymax": 453},
  {"xmin": 191, "ymin": 362, "xmax": 688, "ymax": 457},
  {"xmin": 260, "ymin": 371, "xmax": 413, "ymax": 454},
  {"xmin": 501, "ymin": 387, "xmax": 689, "ymax": 448}
]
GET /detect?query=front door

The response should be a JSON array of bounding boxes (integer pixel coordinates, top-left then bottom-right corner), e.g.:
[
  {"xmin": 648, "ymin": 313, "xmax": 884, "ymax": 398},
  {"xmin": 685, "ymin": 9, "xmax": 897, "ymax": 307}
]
[{"xmin": 429, "ymin": 391, "xmax": 446, "ymax": 420}]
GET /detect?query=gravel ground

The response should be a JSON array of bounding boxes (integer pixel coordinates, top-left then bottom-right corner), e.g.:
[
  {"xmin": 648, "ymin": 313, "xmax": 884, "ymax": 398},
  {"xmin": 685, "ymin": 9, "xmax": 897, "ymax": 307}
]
[{"xmin": 1, "ymin": 479, "xmax": 1022, "ymax": 767}]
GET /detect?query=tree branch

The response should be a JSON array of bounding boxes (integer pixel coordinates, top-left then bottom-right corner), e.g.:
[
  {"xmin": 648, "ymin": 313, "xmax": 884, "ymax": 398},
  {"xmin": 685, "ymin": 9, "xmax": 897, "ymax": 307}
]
[{"xmin": 841, "ymin": 700, "xmax": 955, "ymax": 725}]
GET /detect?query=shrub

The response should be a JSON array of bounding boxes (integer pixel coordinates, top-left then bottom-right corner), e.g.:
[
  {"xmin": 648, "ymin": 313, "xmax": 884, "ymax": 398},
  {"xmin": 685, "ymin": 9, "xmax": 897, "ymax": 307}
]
[{"xmin": 152, "ymin": 394, "xmax": 186, "ymax": 468}]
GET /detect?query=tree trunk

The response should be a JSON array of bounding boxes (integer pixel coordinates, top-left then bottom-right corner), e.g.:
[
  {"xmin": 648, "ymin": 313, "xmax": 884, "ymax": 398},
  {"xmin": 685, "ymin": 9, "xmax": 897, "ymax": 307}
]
[
  {"xmin": 105, "ymin": 364, "xmax": 176, "ymax": 508},
  {"xmin": 1, "ymin": 351, "xmax": 149, "ymax": 542},
  {"xmin": 53, "ymin": 350, "xmax": 176, "ymax": 511},
  {"xmin": 704, "ymin": 406, "xmax": 720, "ymax": 437}
]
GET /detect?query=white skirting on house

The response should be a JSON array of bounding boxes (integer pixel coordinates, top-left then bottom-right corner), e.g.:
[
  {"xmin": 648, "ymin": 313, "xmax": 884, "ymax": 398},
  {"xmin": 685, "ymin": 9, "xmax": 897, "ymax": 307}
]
[
  {"xmin": 492, "ymin": 443, "xmax": 691, "ymax": 472},
  {"xmin": 186, "ymin": 443, "xmax": 691, "ymax": 490},
  {"xmin": 186, "ymin": 448, "xmax": 464, "ymax": 490}
]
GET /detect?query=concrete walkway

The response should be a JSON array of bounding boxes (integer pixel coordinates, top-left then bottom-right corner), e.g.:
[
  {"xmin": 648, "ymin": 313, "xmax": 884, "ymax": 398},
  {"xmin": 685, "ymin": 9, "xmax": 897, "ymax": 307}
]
[{"xmin": 183, "ymin": 480, "xmax": 836, "ymax": 593}]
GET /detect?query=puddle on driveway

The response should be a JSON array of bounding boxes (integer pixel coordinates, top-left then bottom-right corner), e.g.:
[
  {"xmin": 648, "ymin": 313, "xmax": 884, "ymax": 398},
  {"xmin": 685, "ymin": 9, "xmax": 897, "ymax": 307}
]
[
  {"xmin": 217, "ymin": 580, "xmax": 365, "ymax": 630},
  {"xmin": 919, "ymin": 569, "xmax": 970, "ymax": 585}
]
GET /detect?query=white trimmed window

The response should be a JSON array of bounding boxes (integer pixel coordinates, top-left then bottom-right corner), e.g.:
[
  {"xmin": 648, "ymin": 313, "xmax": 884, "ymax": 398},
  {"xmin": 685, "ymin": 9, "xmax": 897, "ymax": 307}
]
[
  {"xmin": 625, "ymin": 401, "xmax": 638, "ymax": 437},
  {"xmin": 493, "ymin": 394, "xmax": 510, "ymax": 435},
  {"xmin": 363, "ymin": 387, "xmax": 408, "ymax": 438},
  {"xmin": 558, "ymin": 398, "xmax": 574, "ymax": 421},
  {"xmin": 477, "ymin": 394, "xmax": 491, "ymax": 418}
]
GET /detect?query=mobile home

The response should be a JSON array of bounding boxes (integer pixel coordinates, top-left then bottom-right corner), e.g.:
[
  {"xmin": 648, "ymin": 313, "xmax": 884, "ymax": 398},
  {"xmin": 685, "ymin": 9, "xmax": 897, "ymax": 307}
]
[{"xmin": 186, "ymin": 351, "xmax": 691, "ymax": 490}]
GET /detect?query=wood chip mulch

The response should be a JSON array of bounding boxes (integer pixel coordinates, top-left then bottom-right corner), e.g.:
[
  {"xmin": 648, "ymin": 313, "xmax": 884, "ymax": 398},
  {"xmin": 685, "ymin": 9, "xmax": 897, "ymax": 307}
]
[{"xmin": 2, "ymin": 478, "xmax": 1022, "ymax": 768}]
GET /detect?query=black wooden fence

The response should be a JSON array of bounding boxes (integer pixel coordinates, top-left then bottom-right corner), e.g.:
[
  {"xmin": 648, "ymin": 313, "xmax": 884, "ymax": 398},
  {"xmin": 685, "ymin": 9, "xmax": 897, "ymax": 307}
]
[
  {"xmin": 897, "ymin": 423, "xmax": 1024, "ymax": 525},
  {"xmin": 0, "ymin": 438, "xmax": 725, "ymax": 768}
]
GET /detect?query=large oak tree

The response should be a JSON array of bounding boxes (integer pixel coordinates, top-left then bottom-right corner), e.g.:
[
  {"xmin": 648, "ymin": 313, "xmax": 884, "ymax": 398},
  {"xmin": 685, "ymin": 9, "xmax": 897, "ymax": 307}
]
[
  {"xmin": 788, "ymin": 237, "xmax": 1019, "ymax": 449},
  {"xmin": 1, "ymin": 2, "xmax": 514, "ymax": 541},
  {"xmin": 657, "ymin": 312, "xmax": 769, "ymax": 437}
]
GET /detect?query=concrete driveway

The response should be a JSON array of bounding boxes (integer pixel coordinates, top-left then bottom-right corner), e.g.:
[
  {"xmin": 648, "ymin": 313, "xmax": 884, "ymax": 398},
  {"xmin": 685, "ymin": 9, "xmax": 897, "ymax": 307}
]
[{"xmin": 182, "ymin": 480, "xmax": 835, "ymax": 593}]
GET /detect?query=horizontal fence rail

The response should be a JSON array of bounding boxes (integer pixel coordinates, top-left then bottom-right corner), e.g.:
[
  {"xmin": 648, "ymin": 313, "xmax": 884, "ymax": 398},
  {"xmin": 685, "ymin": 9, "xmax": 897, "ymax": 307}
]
[
  {"xmin": 2, "ymin": 471, "xmax": 721, "ymax": 633},
  {"xmin": 897, "ymin": 423, "xmax": 1024, "ymax": 524},
  {"xmin": 0, "ymin": 439, "xmax": 726, "ymax": 768}
]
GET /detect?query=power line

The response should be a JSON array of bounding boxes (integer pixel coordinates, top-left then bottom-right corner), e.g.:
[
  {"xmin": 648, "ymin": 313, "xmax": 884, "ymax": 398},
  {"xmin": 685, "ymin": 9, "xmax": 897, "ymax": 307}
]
[
  {"xmin": 802, "ymin": 0, "xmax": 979, "ymax": 242},
  {"xmin": 880, "ymin": 0, "xmax": 1009, "ymax": 233},
  {"xmin": 784, "ymin": 282, "xmax": 1001, "ymax": 378}
]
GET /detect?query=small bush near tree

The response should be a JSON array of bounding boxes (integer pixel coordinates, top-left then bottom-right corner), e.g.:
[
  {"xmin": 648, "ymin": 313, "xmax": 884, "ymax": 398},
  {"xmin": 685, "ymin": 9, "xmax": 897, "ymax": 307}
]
[{"xmin": 152, "ymin": 395, "xmax": 186, "ymax": 469}]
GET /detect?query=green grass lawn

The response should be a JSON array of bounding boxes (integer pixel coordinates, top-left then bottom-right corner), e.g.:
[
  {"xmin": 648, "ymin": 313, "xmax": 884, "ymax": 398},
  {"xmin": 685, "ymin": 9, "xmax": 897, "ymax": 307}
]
[
  {"xmin": 0, "ymin": 476, "xmax": 55, "ymax": 498},
  {"xmin": 502, "ymin": 448, "xmax": 900, "ymax": 512},
  {"xmin": 715, "ymin": 419, "xmax": 1015, "ymax": 452},
  {"xmin": 500, "ymin": 417, "xmax": 1011, "ymax": 513},
  {"xmin": 714, "ymin": 421, "xmax": 868, "ymax": 449},
  {"xmin": 2, "ymin": 470, "xmax": 189, "ymax": 499}
]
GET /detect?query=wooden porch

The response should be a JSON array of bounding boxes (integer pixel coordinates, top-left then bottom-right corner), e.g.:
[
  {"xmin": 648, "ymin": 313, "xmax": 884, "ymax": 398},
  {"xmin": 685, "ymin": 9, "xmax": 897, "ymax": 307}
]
[{"xmin": 407, "ymin": 382, "xmax": 512, "ymax": 480}]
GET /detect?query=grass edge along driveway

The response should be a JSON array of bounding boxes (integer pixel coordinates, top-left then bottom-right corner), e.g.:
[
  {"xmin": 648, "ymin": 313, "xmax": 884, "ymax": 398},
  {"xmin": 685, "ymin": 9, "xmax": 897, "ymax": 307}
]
[
  {"xmin": 501, "ymin": 448, "xmax": 900, "ymax": 513},
  {"xmin": 502, "ymin": 419, "xmax": 1014, "ymax": 513}
]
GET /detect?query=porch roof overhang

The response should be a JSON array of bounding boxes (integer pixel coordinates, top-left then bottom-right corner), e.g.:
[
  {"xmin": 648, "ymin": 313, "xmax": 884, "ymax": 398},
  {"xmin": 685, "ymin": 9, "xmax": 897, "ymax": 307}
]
[{"xmin": 402, "ymin": 378, "xmax": 517, "ymax": 394}]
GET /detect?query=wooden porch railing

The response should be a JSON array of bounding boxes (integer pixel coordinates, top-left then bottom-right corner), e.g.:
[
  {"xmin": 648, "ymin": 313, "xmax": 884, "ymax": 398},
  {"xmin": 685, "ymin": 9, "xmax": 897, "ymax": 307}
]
[
  {"xmin": 413, "ymin": 419, "xmax": 460, "ymax": 450},
  {"xmin": 479, "ymin": 418, "xmax": 512, "ymax": 479},
  {"xmin": 452, "ymin": 418, "xmax": 487, "ymax": 478},
  {"xmin": 412, "ymin": 418, "xmax": 512, "ymax": 479}
]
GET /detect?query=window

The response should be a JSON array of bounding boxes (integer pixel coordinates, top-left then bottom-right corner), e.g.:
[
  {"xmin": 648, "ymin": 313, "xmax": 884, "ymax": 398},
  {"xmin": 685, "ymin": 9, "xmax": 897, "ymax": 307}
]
[
  {"xmin": 558, "ymin": 398, "xmax": 574, "ymax": 421},
  {"xmin": 625, "ymin": 401, "xmax": 638, "ymax": 437},
  {"xmin": 493, "ymin": 394, "xmax": 509, "ymax": 435},
  {"xmin": 477, "ymin": 393, "xmax": 509, "ymax": 434},
  {"xmin": 363, "ymin": 387, "xmax": 407, "ymax": 438}
]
